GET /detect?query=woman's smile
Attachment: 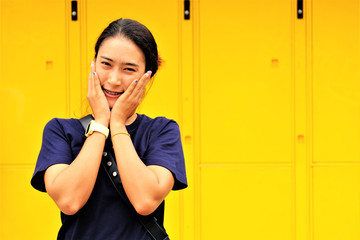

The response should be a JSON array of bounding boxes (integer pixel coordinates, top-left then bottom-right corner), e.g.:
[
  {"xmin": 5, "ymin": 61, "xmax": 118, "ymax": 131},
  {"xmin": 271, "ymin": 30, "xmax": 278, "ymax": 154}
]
[{"xmin": 102, "ymin": 87, "xmax": 124, "ymax": 98}]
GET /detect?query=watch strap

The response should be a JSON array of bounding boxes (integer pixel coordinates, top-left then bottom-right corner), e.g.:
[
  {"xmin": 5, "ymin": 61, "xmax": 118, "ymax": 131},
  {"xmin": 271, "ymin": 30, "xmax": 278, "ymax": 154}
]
[{"xmin": 86, "ymin": 120, "xmax": 109, "ymax": 138}]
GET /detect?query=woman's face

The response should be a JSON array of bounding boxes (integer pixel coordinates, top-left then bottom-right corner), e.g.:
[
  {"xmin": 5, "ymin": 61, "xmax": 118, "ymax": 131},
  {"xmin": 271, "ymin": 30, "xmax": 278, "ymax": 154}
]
[{"xmin": 95, "ymin": 36, "xmax": 146, "ymax": 108}]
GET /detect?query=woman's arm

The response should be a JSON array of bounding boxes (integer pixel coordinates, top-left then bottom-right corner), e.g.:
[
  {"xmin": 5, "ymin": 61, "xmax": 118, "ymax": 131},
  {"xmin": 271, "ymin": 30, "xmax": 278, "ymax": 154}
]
[
  {"xmin": 109, "ymin": 71, "xmax": 174, "ymax": 215},
  {"xmin": 45, "ymin": 62, "xmax": 110, "ymax": 215},
  {"xmin": 44, "ymin": 132, "xmax": 106, "ymax": 215},
  {"xmin": 111, "ymin": 128, "xmax": 174, "ymax": 216}
]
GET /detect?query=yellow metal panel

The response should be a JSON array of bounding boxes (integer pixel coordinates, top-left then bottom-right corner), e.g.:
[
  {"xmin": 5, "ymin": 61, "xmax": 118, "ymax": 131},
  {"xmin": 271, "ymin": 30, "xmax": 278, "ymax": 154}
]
[
  {"xmin": 198, "ymin": 0, "xmax": 294, "ymax": 164},
  {"xmin": 312, "ymin": 165, "xmax": 360, "ymax": 239},
  {"xmin": 200, "ymin": 166, "xmax": 294, "ymax": 239},
  {"xmin": 164, "ymin": 191, "xmax": 181, "ymax": 240},
  {"xmin": 0, "ymin": 0, "xmax": 67, "ymax": 165},
  {"xmin": 193, "ymin": 1, "xmax": 202, "ymax": 239},
  {"xmin": 180, "ymin": 0, "xmax": 196, "ymax": 238},
  {"xmin": 85, "ymin": 0, "xmax": 180, "ymax": 121},
  {"xmin": 312, "ymin": 0, "xmax": 360, "ymax": 163},
  {"xmin": 0, "ymin": 166, "xmax": 61, "ymax": 239},
  {"xmin": 66, "ymin": 0, "xmax": 85, "ymax": 117},
  {"xmin": 0, "ymin": 0, "xmax": 67, "ymax": 239},
  {"xmin": 295, "ymin": 0, "xmax": 309, "ymax": 239}
]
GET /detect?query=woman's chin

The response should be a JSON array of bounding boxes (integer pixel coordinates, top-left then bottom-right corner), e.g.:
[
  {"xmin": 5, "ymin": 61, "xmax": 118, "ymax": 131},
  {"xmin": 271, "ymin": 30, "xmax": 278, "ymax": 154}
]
[{"xmin": 107, "ymin": 99, "xmax": 117, "ymax": 109}]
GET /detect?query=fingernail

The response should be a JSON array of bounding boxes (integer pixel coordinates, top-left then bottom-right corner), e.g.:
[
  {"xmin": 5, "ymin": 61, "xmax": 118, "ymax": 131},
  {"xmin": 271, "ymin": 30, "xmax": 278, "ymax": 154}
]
[
  {"xmin": 93, "ymin": 72, "xmax": 96, "ymax": 75},
  {"xmin": 91, "ymin": 61, "xmax": 94, "ymax": 67},
  {"xmin": 147, "ymin": 71, "xmax": 152, "ymax": 76},
  {"xmin": 135, "ymin": 79, "xmax": 138, "ymax": 83}
]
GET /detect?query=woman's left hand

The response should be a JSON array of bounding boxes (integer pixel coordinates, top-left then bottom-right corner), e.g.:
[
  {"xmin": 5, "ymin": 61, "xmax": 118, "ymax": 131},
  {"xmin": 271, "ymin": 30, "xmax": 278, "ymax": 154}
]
[{"xmin": 110, "ymin": 71, "xmax": 152, "ymax": 130}]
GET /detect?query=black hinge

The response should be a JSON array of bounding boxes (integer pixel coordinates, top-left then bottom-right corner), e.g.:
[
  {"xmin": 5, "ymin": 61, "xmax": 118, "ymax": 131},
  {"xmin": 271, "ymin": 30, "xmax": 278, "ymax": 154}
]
[
  {"xmin": 71, "ymin": 1, "xmax": 78, "ymax": 21},
  {"xmin": 297, "ymin": 0, "xmax": 303, "ymax": 19},
  {"xmin": 184, "ymin": 0, "xmax": 190, "ymax": 20}
]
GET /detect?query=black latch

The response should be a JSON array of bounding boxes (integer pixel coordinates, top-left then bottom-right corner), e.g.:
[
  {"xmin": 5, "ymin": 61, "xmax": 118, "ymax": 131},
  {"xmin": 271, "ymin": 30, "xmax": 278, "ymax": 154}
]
[
  {"xmin": 297, "ymin": 0, "xmax": 303, "ymax": 19},
  {"xmin": 184, "ymin": 0, "xmax": 190, "ymax": 20},
  {"xmin": 71, "ymin": 1, "xmax": 78, "ymax": 21}
]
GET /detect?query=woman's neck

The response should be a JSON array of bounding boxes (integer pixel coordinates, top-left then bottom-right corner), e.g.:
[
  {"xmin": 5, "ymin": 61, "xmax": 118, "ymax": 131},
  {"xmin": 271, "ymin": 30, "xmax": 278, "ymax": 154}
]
[{"xmin": 126, "ymin": 113, "xmax": 137, "ymax": 126}]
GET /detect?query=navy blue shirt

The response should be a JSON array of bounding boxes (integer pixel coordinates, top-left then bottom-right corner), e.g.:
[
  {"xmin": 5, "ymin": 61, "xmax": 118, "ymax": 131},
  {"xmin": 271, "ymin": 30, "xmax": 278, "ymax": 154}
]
[{"xmin": 31, "ymin": 114, "xmax": 187, "ymax": 240}]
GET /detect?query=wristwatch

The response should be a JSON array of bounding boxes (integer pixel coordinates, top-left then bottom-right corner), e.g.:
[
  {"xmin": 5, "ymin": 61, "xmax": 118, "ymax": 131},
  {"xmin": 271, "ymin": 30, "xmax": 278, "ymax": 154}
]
[{"xmin": 85, "ymin": 120, "xmax": 109, "ymax": 138}]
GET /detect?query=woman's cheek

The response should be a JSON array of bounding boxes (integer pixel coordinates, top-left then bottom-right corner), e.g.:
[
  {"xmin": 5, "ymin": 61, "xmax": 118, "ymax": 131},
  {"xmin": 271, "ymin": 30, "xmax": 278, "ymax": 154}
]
[
  {"xmin": 96, "ymin": 71, "xmax": 106, "ymax": 85},
  {"xmin": 124, "ymin": 75, "xmax": 137, "ymax": 89}
]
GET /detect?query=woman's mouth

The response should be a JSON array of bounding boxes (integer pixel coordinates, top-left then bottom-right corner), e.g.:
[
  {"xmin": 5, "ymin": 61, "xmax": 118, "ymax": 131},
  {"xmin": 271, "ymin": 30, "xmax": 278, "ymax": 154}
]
[{"xmin": 102, "ymin": 87, "xmax": 124, "ymax": 98}]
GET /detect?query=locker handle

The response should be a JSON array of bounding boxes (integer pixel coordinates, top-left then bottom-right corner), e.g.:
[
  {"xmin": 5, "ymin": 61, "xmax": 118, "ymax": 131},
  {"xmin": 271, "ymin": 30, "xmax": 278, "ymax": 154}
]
[
  {"xmin": 71, "ymin": 1, "xmax": 78, "ymax": 21},
  {"xmin": 184, "ymin": 0, "xmax": 190, "ymax": 20},
  {"xmin": 297, "ymin": 0, "xmax": 303, "ymax": 19}
]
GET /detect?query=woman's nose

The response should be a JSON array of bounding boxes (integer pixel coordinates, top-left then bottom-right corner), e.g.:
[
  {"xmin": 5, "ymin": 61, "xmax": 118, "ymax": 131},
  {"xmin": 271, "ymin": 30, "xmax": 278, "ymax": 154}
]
[{"xmin": 108, "ymin": 71, "xmax": 122, "ymax": 85}]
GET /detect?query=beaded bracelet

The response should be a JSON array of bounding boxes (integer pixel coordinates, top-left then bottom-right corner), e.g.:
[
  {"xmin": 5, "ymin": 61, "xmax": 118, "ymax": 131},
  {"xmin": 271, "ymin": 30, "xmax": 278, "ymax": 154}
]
[{"xmin": 111, "ymin": 132, "xmax": 130, "ymax": 139}]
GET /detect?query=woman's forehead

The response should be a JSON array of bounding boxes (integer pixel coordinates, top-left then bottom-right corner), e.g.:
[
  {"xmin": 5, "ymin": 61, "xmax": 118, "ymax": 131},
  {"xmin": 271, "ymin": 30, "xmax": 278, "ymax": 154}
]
[{"xmin": 98, "ymin": 36, "xmax": 145, "ymax": 65}]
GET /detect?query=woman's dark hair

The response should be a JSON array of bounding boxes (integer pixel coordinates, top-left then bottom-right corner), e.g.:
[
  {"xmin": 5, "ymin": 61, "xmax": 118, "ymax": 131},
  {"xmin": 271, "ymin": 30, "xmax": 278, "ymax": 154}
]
[{"xmin": 95, "ymin": 18, "xmax": 161, "ymax": 76}]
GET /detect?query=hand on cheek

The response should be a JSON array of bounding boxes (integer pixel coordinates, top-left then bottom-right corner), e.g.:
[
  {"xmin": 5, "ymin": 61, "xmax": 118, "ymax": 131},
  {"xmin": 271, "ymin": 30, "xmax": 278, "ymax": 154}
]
[
  {"xmin": 110, "ymin": 71, "xmax": 152, "ymax": 129},
  {"xmin": 87, "ymin": 61, "xmax": 110, "ymax": 126}
]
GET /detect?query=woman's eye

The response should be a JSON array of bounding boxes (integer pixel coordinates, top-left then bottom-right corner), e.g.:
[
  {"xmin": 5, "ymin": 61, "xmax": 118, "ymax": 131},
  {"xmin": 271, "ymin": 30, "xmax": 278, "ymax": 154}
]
[
  {"xmin": 124, "ymin": 68, "xmax": 135, "ymax": 72},
  {"xmin": 101, "ymin": 62, "xmax": 111, "ymax": 66}
]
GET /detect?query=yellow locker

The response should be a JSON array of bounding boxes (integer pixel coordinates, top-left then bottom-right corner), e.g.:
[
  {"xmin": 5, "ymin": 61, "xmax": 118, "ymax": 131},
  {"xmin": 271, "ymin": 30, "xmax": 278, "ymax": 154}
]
[
  {"xmin": 0, "ymin": 0, "xmax": 68, "ymax": 165},
  {"xmin": 198, "ymin": 0, "xmax": 294, "ymax": 165},
  {"xmin": 195, "ymin": 0, "xmax": 295, "ymax": 239},
  {"xmin": 201, "ymin": 167, "xmax": 293, "ymax": 239},
  {"xmin": 0, "ymin": 0, "xmax": 66, "ymax": 239},
  {"xmin": 309, "ymin": 0, "xmax": 360, "ymax": 239},
  {"xmin": 0, "ymin": 166, "xmax": 60, "ymax": 239},
  {"xmin": 312, "ymin": 166, "xmax": 360, "ymax": 239},
  {"xmin": 85, "ymin": 0, "xmax": 181, "ymax": 120},
  {"xmin": 311, "ymin": 0, "xmax": 360, "ymax": 163}
]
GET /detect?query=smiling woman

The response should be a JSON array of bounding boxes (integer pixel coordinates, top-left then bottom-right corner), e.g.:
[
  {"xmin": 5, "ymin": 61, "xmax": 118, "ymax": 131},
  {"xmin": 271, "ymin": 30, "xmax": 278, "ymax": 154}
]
[
  {"xmin": 31, "ymin": 18, "xmax": 187, "ymax": 240},
  {"xmin": 95, "ymin": 36, "xmax": 146, "ymax": 109}
]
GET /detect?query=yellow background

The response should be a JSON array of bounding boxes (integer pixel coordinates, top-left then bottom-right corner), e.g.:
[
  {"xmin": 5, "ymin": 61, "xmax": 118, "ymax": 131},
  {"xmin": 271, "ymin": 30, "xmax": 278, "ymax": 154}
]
[{"xmin": 1, "ymin": 0, "xmax": 360, "ymax": 239}]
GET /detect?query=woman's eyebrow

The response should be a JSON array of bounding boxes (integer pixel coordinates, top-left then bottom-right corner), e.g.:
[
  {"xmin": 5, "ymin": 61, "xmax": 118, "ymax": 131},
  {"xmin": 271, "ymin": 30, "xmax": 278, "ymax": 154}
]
[
  {"xmin": 100, "ymin": 56, "xmax": 114, "ymax": 62},
  {"xmin": 122, "ymin": 62, "xmax": 139, "ymax": 68},
  {"xmin": 100, "ymin": 56, "xmax": 139, "ymax": 67}
]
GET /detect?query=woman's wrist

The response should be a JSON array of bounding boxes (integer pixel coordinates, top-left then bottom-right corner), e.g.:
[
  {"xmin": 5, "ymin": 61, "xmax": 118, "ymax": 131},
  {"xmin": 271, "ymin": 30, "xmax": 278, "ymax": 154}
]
[
  {"xmin": 110, "ymin": 122, "xmax": 127, "ymax": 134},
  {"xmin": 110, "ymin": 113, "xmax": 137, "ymax": 133},
  {"xmin": 94, "ymin": 117, "xmax": 110, "ymax": 127}
]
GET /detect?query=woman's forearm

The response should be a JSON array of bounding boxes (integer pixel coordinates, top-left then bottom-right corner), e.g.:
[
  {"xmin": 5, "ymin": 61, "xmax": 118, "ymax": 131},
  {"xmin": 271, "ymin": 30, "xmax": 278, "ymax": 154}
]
[
  {"xmin": 44, "ymin": 132, "xmax": 106, "ymax": 215},
  {"xmin": 111, "ymin": 129, "xmax": 174, "ymax": 216}
]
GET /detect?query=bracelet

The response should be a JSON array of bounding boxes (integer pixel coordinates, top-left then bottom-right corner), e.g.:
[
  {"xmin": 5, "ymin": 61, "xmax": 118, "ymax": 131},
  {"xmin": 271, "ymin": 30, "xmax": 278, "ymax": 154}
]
[{"xmin": 111, "ymin": 132, "xmax": 130, "ymax": 139}]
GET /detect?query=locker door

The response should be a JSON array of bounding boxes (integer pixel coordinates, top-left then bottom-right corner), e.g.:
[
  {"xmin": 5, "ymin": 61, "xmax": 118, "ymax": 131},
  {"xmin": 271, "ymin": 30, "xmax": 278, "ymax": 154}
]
[
  {"xmin": 85, "ymin": 0, "xmax": 181, "ymax": 121},
  {"xmin": 310, "ymin": 1, "xmax": 360, "ymax": 239},
  {"xmin": 0, "ymin": 0, "xmax": 66, "ymax": 239},
  {"xmin": 84, "ymin": 0, "xmax": 183, "ymax": 238},
  {"xmin": 196, "ymin": 1, "xmax": 294, "ymax": 239}
]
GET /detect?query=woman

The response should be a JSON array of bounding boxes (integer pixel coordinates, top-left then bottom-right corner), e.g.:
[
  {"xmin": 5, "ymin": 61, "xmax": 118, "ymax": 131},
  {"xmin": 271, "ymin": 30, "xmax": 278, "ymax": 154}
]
[{"xmin": 31, "ymin": 18, "xmax": 187, "ymax": 240}]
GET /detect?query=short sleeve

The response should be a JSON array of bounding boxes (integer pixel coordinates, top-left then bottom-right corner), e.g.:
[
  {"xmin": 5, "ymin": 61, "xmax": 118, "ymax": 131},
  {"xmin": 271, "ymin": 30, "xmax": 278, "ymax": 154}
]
[
  {"xmin": 31, "ymin": 118, "xmax": 75, "ymax": 192},
  {"xmin": 145, "ymin": 120, "xmax": 187, "ymax": 190}
]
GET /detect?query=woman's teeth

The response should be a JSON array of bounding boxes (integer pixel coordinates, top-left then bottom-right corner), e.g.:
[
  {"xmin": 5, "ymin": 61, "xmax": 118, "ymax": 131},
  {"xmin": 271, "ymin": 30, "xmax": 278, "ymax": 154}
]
[{"xmin": 103, "ymin": 88, "xmax": 123, "ymax": 95}]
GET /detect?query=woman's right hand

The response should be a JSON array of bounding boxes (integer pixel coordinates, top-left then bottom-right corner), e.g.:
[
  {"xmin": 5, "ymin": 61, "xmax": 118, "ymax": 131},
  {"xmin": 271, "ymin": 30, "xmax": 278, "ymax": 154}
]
[{"xmin": 87, "ymin": 61, "xmax": 110, "ymax": 126}]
